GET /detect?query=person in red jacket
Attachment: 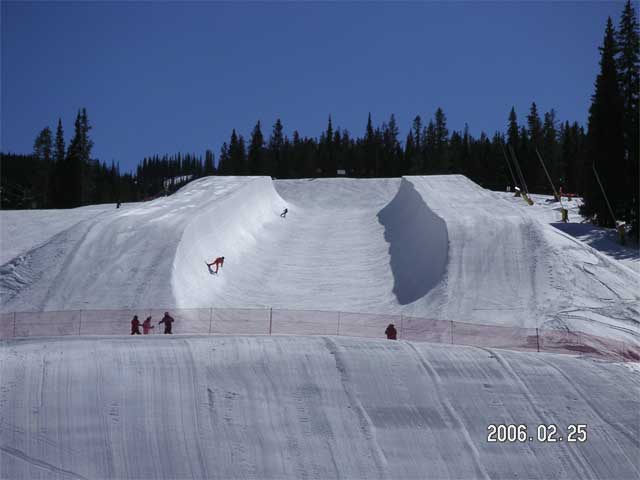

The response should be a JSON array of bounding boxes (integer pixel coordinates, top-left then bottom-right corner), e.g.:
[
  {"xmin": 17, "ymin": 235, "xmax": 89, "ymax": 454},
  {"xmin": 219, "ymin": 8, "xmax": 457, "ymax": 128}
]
[
  {"xmin": 385, "ymin": 323, "xmax": 397, "ymax": 340},
  {"xmin": 206, "ymin": 256, "xmax": 225, "ymax": 274},
  {"xmin": 131, "ymin": 315, "xmax": 141, "ymax": 335},
  {"xmin": 159, "ymin": 312, "xmax": 174, "ymax": 334},
  {"xmin": 142, "ymin": 316, "xmax": 154, "ymax": 335}
]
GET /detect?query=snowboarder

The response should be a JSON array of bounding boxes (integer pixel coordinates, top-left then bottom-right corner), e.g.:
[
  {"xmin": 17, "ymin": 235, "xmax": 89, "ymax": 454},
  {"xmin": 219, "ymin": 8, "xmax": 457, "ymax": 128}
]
[
  {"xmin": 385, "ymin": 323, "xmax": 397, "ymax": 340},
  {"xmin": 142, "ymin": 316, "xmax": 154, "ymax": 335},
  {"xmin": 159, "ymin": 312, "xmax": 174, "ymax": 334},
  {"xmin": 206, "ymin": 256, "xmax": 225, "ymax": 274},
  {"xmin": 280, "ymin": 208, "xmax": 288, "ymax": 218},
  {"xmin": 131, "ymin": 315, "xmax": 141, "ymax": 335}
]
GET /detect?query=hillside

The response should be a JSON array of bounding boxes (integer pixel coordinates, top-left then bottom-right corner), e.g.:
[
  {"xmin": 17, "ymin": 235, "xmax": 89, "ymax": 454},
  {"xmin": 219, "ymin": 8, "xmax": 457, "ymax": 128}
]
[
  {"xmin": 1, "ymin": 176, "xmax": 637, "ymax": 346},
  {"xmin": 1, "ymin": 335, "xmax": 638, "ymax": 479}
]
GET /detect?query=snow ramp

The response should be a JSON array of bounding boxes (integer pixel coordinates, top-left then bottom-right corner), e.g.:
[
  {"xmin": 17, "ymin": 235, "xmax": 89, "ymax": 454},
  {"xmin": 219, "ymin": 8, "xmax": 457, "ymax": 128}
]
[
  {"xmin": 172, "ymin": 176, "xmax": 286, "ymax": 307},
  {"xmin": 1, "ymin": 335, "xmax": 638, "ymax": 480},
  {"xmin": 0, "ymin": 177, "xmax": 261, "ymax": 312},
  {"xmin": 173, "ymin": 177, "xmax": 447, "ymax": 313},
  {"xmin": 405, "ymin": 175, "xmax": 640, "ymax": 338},
  {"xmin": 377, "ymin": 178, "xmax": 448, "ymax": 305}
]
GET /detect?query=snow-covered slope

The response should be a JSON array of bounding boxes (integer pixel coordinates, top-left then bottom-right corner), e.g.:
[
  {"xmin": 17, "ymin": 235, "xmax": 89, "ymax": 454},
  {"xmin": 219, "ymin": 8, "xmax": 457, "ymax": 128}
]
[
  {"xmin": 1, "ymin": 335, "xmax": 638, "ymax": 480},
  {"xmin": 0, "ymin": 204, "xmax": 115, "ymax": 265},
  {"xmin": 172, "ymin": 176, "xmax": 287, "ymax": 308},
  {"xmin": 0, "ymin": 177, "xmax": 259, "ymax": 311},
  {"xmin": 495, "ymin": 191, "xmax": 640, "ymax": 274},
  {"xmin": 408, "ymin": 176, "xmax": 640, "ymax": 338},
  {"xmin": 1, "ymin": 175, "xmax": 638, "ymax": 345}
]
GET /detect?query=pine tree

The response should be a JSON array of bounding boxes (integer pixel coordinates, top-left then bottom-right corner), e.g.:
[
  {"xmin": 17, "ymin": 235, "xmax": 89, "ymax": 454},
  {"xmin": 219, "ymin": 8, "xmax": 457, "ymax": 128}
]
[
  {"xmin": 227, "ymin": 130, "xmax": 247, "ymax": 175},
  {"xmin": 321, "ymin": 115, "xmax": 336, "ymax": 176},
  {"xmin": 237, "ymin": 135, "xmax": 247, "ymax": 175},
  {"xmin": 526, "ymin": 102, "xmax": 543, "ymax": 190},
  {"xmin": 217, "ymin": 142, "xmax": 230, "ymax": 174},
  {"xmin": 66, "ymin": 110, "xmax": 84, "ymax": 206},
  {"xmin": 363, "ymin": 113, "xmax": 377, "ymax": 176},
  {"xmin": 560, "ymin": 121, "xmax": 586, "ymax": 194},
  {"xmin": 51, "ymin": 119, "xmax": 66, "ymax": 207},
  {"xmin": 31, "ymin": 127, "xmax": 53, "ymax": 207},
  {"xmin": 403, "ymin": 131, "xmax": 414, "ymax": 176},
  {"xmin": 248, "ymin": 121, "xmax": 265, "ymax": 175},
  {"xmin": 423, "ymin": 120, "xmax": 436, "ymax": 173},
  {"xmin": 381, "ymin": 114, "xmax": 400, "ymax": 176},
  {"xmin": 616, "ymin": 0, "xmax": 640, "ymax": 237},
  {"xmin": 541, "ymin": 109, "xmax": 560, "ymax": 192},
  {"xmin": 204, "ymin": 149, "xmax": 216, "ymax": 175},
  {"xmin": 54, "ymin": 119, "xmax": 65, "ymax": 164},
  {"xmin": 433, "ymin": 108, "xmax": 450, "ymax": 173},
  {"xmin": 269, "ymin": 119, "xmax": 284, "ymax": 178},
  {"xmin": 409, "ymin": 115, "xmax": 423, "ymax": 174},
  {"xmin": 582, "ymin": 18, "xmax": 626, "ymax": 227},
  {"xmin": 507, "ymin": 107, "xmax": 519, "ymax": 148}
]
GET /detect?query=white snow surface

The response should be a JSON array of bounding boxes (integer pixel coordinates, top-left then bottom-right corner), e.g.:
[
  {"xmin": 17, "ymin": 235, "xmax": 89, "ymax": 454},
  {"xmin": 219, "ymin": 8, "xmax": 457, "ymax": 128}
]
[
  {"xmin": 2, "ymin": 177, "xmax": 640, "ymax": 480},
  {"xmin": 495, "ymin": 191, "xmax": 640, "ymax": 274},
  {"xmin": 1, "ymin": 335, "xmax": 638, "ymax": 480},
  {"xmin": 0, "ymin": 204, "xmax": 115, "ymax": 266},
  {"xmin": 1, "ymin": 175, "xmax": 638, "ymax": 344}
]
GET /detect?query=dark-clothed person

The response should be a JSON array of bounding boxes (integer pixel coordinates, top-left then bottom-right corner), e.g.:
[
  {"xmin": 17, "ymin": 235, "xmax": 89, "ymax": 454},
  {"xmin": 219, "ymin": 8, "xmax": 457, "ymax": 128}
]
[
  {"xmin": 385, "ymin": 323, "xmax": 397, "ymax": 340},
  {"xmin": 159, "ymin": 312, "xmax": 174, "ymax": 334},
  {"xmin": 131, "ymin": 315, "xmax": 141, "ymax": 335}
]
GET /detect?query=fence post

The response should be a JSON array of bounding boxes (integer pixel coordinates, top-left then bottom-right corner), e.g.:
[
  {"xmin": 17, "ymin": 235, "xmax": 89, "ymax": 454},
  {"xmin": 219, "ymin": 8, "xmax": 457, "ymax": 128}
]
[
  {"xmin": 78, "ymin": 310, "xmax": 82, "ymax": 335},
  {"xmin": 450, "ymin": 320, "xmax": 454, "ymax": 344},
  {"xmin": 337, "ymin": 311, "xmax": 341, "ymax": 336},
  {"xmin": 269, "ymin": 308, "xmax": 273, "ymax": 335},
  {"xmin": 13, "ymin": 312, "xmax": 17, "ymax": 338},
  {"xmin": 536, "ymin": 328, "xmax": 540, "ymax": 352}
]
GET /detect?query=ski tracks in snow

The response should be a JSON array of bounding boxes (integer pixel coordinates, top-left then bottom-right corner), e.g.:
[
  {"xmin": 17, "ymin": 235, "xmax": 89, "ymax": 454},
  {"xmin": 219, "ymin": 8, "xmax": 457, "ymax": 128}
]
[
  {"xmin": 405, "ymin": 342, "xmax": 491, "ymax": 480},
  {"xmin": 0, "ymin": 445, "xmax": 88, "ymax": 480},
  {"xmin": 0, "ymin": 213, "xmax": 106, "ymax": 311},
  {"xmin": 323, "ymin": 337, "xmax": 389, "ymax": 479},
  {"xmin": 480, "ymin": 347, "xmax": 599, "ymax": 480}
]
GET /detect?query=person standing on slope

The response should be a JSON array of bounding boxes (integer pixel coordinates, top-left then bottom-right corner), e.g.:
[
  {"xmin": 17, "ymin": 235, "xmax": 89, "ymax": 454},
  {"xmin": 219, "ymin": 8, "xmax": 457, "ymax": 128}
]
[
  {"xmin": 131, "ymin": 315, "xmax": 141, "ymax": 335},
  {"xmin": 206, "ymin": 256, "xmax": 225, "ymax": 274},
  {"xmin": 385, "ymin": 323, "xmax": 397, "ymax": 340},
  {"xmin": 142, "ymin": 316, "xmax": 154, "ymax": 335},
  {"xmin": 159, "ymin": 312, "xmax": 175, "ymax": 334},
  {"xmin": 280, "ymin": 208, "xmax": 288, "ymax": 218}
]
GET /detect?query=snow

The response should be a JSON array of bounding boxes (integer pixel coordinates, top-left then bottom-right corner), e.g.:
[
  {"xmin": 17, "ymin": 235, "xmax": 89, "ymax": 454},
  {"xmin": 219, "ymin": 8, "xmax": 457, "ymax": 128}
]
[
  {"xmin": 1, "ymin": 175, "xmax": 639, "ymax": 479},
  {"xmin": 0, "ymin": 204, "xmax": 115, "ymax": 265},
  {"xmin": 496, "ymin": 191, "xmax": 640, "ymax": 274},
  {"xmin": 1, "ymin": 175, "xmax": 638, "ymax": 345},
  {"xmin": 1, "ymin": 177, "xmax": 258, "ymax": 311},
  {"xmin": 0, "ymin": 335, "xmax": 638, "ymax": 480}
]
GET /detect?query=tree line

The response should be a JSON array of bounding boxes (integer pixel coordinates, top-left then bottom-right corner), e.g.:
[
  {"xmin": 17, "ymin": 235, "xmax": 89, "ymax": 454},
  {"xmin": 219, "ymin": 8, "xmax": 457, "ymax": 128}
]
[
  {"xmin": 0, "ymin": 105, "xmax": 587, "ymax": 206},
  {"xmin": 1, "ymin": 2, "xmax": 637, "ymax": 239}
]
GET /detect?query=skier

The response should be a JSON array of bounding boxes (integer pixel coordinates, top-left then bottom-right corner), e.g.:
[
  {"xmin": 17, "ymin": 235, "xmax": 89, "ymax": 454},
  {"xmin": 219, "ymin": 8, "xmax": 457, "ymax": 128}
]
[
  {"xmin": 159, "ymin": 312, "xmax": 174, "ymax": 334},
  {"xmin": 385, "ymin": 323, "xmax": 397, "ymax": 340},
  {"xmin": 280, "ymin": 208, "xmax": 288, "ymax": 218},
  {"xmin": 206, "ymin": 256, "xmax": 225, "ymax": 274},
  {"xmin": 142, "ymin": 316, "xmax": 154, "ymax": 335},
  {"xmin": 131, "ymin": 315, "xmax": 141, "ymax": 335}
]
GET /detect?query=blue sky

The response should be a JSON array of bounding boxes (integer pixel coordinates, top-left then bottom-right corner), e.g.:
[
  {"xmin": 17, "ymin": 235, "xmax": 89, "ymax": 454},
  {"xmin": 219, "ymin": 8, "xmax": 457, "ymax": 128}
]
[{"xmin": 1, "ymin": 1, "xmax": 627, "ymax": 172}]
